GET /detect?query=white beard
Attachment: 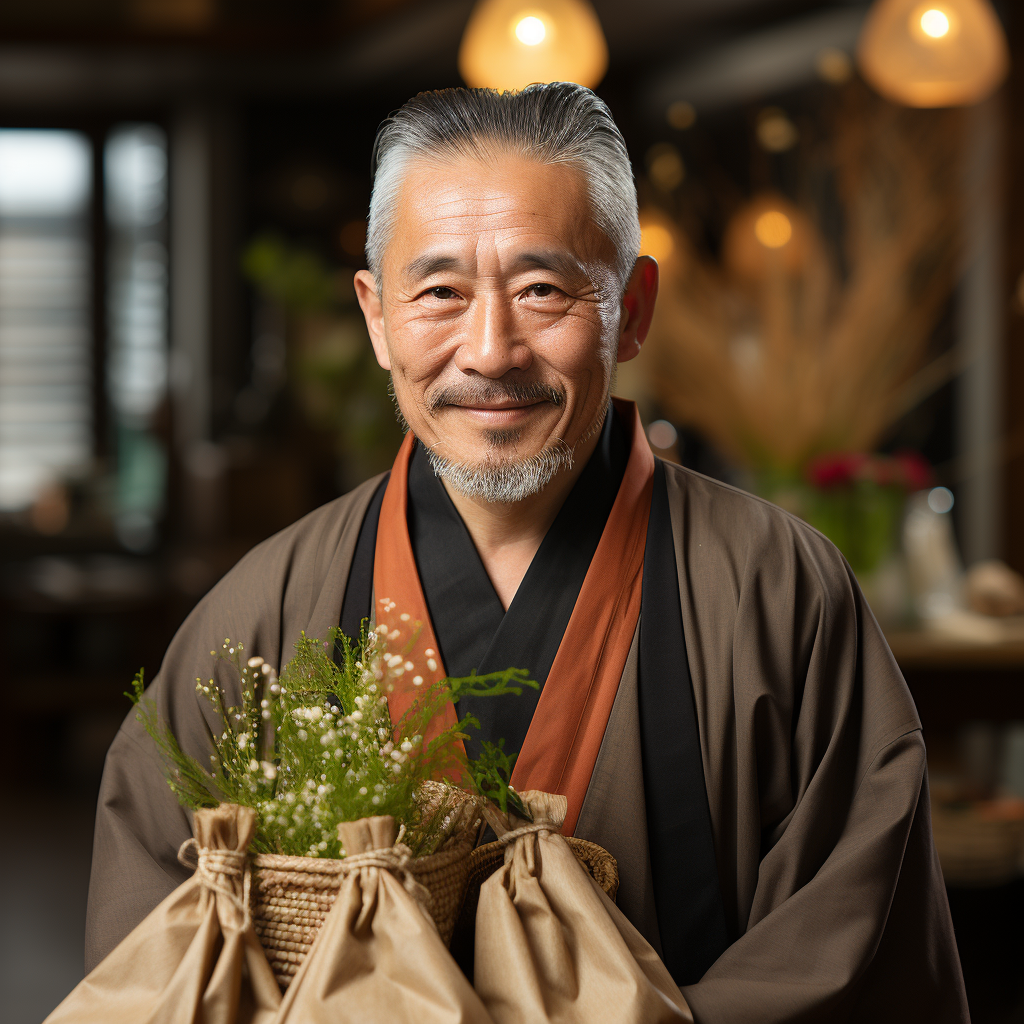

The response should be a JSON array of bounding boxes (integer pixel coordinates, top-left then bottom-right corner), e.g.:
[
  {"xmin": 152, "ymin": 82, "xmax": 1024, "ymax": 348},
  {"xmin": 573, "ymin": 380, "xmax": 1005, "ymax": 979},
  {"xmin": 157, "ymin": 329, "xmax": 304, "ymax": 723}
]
[{"xmin": 424, "ymin": 440, "xmax": 575, "ymax": 504}]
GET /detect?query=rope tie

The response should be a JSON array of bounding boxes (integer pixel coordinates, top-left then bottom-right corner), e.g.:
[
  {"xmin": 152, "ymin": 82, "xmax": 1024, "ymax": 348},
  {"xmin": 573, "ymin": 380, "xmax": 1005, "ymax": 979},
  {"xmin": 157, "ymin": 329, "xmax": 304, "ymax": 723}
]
[
  {"xmin": 178, "ymin": 838, "xmax": 252, "ymax": 929},
  {"xmin": 339, "ymin": 843, "xmax": 433, "ymax": 915},
  {"xmin": 498, "ymin": 821, "xmax": 559, "ymax": 844}
]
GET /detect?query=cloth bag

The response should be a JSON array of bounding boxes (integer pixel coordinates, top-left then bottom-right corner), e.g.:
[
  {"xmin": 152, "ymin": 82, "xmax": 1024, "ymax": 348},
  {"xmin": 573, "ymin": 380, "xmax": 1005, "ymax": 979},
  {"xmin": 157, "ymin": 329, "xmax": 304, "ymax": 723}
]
[
  {"xmin": 46, "ymin": 803, "xmax": 282, "ymax": 1024},
  {"xmin": 275, "ymin": 814, "xmax": 493, "ymax": 1023},
  {"xmin": 474, "ymin": 791, "xmax": 694, "ymax": 1024}
]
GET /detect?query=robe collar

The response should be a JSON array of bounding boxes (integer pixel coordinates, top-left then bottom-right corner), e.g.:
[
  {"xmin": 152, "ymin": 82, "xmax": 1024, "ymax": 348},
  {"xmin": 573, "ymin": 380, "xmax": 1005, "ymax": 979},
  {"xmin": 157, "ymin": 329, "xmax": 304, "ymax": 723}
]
[{"xmin": 372, "ymin": 397, "xmax": 654, "ymax": 835}]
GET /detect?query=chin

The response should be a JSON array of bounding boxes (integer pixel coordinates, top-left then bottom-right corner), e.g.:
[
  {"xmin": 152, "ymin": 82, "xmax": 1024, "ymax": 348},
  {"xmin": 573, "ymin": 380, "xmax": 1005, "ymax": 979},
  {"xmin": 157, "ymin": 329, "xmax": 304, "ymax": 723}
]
[{"xmin": 424, "ymin": 437, "xmax": 575, "ymax": 504}]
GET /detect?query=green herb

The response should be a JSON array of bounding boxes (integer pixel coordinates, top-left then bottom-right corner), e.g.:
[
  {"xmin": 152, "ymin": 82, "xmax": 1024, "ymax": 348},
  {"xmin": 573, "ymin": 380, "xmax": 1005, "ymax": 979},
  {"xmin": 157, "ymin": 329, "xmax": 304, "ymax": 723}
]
[
  {"xmin": 468, "ymin": 739, "xmax": 532, "ymax": 822},
  {"xmin": 130, "ymin": 624, "xmax": 537, "ymax": 858}
]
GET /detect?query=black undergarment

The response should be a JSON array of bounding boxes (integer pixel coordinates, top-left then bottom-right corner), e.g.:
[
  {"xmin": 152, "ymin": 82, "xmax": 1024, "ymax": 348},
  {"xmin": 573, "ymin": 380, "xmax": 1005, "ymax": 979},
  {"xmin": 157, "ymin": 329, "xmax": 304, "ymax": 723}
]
[{"xmin": 406, "ymin": 407, "xmax": 626, "ymax": 760}]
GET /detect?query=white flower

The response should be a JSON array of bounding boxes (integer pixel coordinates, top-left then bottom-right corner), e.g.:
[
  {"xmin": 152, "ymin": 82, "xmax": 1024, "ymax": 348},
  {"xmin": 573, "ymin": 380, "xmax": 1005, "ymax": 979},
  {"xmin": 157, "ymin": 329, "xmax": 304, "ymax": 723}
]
[
  {"xmin": 262, "ymin": 762, "xmax": 277, "ymax": 780},
  {"xmin": 400, "ymin": 740, "xmax": 413, "ymax": 753},
  {"xmin": 359, "ymin": 786, "xmax": 368, "ymax": 796},
  {"xmin": 249, "ymin": 759, "xmax": 260, "ymax": 772},
  {"xmin": 297, "ymin": 729, "xmax": 308, "ymax": 741}
]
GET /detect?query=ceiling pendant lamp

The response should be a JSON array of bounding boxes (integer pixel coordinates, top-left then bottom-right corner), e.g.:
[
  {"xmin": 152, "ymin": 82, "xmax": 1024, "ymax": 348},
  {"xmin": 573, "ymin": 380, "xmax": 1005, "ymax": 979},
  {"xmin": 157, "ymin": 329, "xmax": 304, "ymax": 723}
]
[
  {"xmin": 856, "ymin": 0, "xmax": 1009, "ymax": 107},
  {"xmin": 458, "ymin": 0, "xmax": 609, "ymax": 92}
]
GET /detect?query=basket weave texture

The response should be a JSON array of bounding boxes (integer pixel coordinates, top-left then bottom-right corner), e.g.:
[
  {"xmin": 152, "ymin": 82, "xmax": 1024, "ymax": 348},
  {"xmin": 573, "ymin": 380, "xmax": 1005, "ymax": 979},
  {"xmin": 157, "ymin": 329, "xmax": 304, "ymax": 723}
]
[{"xmin": 251, "ymin": 838, "xmax": 474, "ymax": 990}]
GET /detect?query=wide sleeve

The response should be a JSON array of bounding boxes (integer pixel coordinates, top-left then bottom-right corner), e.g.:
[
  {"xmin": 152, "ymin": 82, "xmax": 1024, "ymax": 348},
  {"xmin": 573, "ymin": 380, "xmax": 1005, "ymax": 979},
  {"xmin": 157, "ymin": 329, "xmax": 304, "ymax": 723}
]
[
  {"xmin": 682, "ymin": 726, "xmax": 967, "ymax": 1022},
  {"xmin": 667, "ymin": 466, "xmax": 968, "ymax": 1023}
]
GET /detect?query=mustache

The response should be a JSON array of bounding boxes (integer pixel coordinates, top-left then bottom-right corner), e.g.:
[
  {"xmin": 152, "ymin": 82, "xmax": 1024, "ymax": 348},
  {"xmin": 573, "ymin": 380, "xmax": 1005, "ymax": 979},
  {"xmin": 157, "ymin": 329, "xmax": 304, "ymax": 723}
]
[{"xmin": 428, "ymin": 378, "xmax": 566, "ymax": 414}]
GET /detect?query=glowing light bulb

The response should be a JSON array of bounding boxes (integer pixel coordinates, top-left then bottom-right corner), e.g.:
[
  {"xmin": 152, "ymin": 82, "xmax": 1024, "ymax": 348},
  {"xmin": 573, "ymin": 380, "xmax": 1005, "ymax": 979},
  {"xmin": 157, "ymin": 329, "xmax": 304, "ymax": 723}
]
[
  {"xmin": 919, "ymin": 7, "xmax": 950, "ymax": 37},
  {"xmin": 515, "ymin": 15, "xmax": 546, "ymax": 45},
  {"xmin": 754, "ymin": 211, "xmax": 792, "ymax": 249},
  {"xmin": 459, "ymin": 0, "xmax": 608, "ymax": 90}
]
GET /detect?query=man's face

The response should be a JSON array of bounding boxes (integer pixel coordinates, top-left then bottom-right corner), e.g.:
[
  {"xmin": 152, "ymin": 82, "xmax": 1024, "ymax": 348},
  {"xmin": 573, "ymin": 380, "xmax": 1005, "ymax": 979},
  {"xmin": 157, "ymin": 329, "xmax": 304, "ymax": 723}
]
[{"xmin": 357, "ymin": 151, "xmax": 624, "ymax": 480}]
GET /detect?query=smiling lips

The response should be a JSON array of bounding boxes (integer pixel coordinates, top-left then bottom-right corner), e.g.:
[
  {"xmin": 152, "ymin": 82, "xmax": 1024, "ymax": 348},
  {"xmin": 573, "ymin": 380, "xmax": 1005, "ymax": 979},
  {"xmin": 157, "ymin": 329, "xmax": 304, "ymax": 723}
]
[{"xmin": 451, "ymin": 400, "xmax": 550, "ymax": 427}]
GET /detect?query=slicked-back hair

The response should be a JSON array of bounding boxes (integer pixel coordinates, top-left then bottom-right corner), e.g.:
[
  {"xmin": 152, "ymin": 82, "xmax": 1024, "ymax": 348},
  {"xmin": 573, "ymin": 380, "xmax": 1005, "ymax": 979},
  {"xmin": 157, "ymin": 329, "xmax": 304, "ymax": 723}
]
[{"xmin": 366, "ymin": 82, "xmax": 641, "ymax": 293}]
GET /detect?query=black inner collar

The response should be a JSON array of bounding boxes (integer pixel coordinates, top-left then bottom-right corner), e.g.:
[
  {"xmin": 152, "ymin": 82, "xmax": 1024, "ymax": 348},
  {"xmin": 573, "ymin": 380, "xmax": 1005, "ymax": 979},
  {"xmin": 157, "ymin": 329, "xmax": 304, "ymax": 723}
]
[{"xmin": 406, "ymin": 404, "xmax": 627, "ymax": 759}]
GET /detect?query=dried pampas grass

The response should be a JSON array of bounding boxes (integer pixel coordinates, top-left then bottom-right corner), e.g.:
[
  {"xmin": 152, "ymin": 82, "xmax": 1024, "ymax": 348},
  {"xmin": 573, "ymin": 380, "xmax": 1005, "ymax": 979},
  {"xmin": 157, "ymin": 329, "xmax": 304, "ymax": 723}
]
[{"xmin": 644, "ymin": 92, "xmax": 964, "ymax": 474}]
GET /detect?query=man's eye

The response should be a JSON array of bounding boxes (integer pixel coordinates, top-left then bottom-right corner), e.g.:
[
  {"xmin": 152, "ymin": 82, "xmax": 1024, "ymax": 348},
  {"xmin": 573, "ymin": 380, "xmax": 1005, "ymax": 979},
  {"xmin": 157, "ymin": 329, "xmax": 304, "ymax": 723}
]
[
  {"xmin": 525, "ymin": 283, "xmax": 557, "ymax": 298},
  {"xmin": 427, "ymin": 286, "xmax": 457, "ymax": 300}
]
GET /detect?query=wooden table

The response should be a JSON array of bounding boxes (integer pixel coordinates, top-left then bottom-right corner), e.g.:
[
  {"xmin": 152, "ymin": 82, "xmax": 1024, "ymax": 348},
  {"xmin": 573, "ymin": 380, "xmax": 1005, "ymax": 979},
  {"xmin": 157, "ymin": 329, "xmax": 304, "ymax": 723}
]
[{"xmin": 886, "ymin": 629, "xmax": 1024, "ymax": 731}]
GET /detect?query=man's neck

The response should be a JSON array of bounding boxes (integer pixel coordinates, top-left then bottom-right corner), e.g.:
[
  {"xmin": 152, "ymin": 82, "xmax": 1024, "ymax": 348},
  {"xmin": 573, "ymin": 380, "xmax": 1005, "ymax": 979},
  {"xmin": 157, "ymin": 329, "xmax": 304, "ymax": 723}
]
[{"xmin": 440, "ymin": 426, "xmax": 604, "ymax": 611}]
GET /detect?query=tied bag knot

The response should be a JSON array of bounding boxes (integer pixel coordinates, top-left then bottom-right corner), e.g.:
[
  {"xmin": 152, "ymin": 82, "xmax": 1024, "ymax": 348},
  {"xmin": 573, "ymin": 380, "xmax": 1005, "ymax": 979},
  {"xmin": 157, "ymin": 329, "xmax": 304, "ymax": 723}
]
[
  {"xmin": 178, "ymin": 836, "xmax": 253, "ymax": 931},
  {"xmin": 482, "ymin": 791, "xmax": 568, "ymax": 866},
  {"xmin": 337, "ymin": 842, "xmax": 433, "ymax": 917}
]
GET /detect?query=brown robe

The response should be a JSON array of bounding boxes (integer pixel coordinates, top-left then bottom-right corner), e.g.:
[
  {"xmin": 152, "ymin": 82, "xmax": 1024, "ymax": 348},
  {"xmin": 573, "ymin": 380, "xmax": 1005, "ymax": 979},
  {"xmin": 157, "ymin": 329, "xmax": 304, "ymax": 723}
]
[{"xmin": 85, "ymin": 461, "xmax": 969, "ymax": 1022}]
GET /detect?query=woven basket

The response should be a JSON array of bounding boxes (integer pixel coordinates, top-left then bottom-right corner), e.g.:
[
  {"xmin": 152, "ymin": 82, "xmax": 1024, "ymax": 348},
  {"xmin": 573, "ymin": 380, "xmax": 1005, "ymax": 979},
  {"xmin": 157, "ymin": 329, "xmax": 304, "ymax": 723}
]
[{"xmin": 251, "ymin": 838, "xmax": 475, "ymax": 989}]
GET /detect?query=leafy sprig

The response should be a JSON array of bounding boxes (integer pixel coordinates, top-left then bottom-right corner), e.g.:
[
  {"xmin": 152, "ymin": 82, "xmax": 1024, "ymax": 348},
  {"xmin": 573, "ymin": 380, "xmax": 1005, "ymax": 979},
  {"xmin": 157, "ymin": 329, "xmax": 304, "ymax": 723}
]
[{"xmin": 130, "ymin": 624, "xmax": 538, "ymax": 858}]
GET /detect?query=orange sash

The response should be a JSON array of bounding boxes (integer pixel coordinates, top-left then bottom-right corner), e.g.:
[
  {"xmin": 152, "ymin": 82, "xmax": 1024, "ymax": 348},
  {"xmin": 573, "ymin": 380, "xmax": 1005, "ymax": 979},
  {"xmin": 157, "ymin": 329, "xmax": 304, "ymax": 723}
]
[{"xmin": 373, "ymin": 398, "xmax": 654, "ymax": 835}]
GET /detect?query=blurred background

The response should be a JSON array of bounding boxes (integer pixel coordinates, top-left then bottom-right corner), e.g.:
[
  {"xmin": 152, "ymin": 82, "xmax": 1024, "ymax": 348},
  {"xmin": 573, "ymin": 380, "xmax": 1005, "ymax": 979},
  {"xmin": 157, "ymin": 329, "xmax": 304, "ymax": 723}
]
[{"xmin": 1, "ymin": 0, "xmax": 1023, "ymax": 1019}]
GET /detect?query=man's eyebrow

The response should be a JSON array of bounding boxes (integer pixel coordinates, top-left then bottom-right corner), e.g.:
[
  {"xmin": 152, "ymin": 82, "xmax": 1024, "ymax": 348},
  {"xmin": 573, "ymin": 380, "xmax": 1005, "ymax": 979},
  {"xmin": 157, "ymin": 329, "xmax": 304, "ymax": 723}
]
[
  {"xmin": 402, "ymin": 249, "xmax": 587, "ymax": 283},
  {"xmin": 403, "ymin": 253, "xmax": 465, "ymax": 280},
  {"xmin": 510, "ymin": 250, "xmax": 586, "ymax": 280}
]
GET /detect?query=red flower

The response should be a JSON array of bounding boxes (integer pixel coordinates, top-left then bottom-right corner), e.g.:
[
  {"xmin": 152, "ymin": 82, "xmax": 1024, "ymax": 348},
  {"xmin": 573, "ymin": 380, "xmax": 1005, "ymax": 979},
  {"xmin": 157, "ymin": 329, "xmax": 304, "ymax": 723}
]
[{"xmin": 805, "ymin": 452, "xmax": 867, "ymax": 489}]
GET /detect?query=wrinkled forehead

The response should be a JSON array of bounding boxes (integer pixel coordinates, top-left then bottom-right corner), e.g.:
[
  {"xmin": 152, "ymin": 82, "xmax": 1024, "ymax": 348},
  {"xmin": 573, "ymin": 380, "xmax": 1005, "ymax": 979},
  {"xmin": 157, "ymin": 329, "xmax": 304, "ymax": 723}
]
[{"xmin": 382, "ymin": 150, "xmax": 618, "ymax": 284}]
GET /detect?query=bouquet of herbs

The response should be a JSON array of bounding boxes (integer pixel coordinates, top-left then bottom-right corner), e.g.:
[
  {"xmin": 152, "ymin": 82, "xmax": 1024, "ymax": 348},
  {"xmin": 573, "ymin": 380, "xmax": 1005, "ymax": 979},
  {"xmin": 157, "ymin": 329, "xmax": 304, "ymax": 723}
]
[{"xmin": 129, "ymin": 621, "xmax": 537, "ymax": 859}]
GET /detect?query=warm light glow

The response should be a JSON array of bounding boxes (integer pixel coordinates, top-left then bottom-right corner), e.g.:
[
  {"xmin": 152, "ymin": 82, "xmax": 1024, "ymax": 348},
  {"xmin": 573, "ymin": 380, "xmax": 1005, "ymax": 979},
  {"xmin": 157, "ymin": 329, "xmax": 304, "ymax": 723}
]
[
  {"xmin": 666, "ymin": 100, "xmax": 696, "ymax": 130},
  {"xmin": 754, "ymin": 211, "xmax": 792, "ymax": 249},
  {"xmin": 646, "ymin": 143, "xmax": 685, "ymax": 191},
  {"xmin": 919, "ymin": 7, "xmax": 950, "ymax": 37},
  {"xmin": 515, "ymin": 15, "xmax": 546, "ymax": 44},
  {"xmin": 640, "ymin": 221, "xmax": 675, "ymax": 264},
  {"xmin": 459, "ymin": 0, "xmax": 608, "ymax": 90},
  {"xmin": 857, "ymin": 0, "xmax": 1008, "ymax": 107}
]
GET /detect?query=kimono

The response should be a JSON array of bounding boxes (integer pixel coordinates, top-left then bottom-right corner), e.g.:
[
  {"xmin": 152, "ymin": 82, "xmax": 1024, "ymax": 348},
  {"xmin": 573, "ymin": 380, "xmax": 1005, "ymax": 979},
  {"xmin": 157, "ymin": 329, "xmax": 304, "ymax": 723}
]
[{"xmin": 86, "ymin": 400, "xmax": 968, "ymax": 1022}]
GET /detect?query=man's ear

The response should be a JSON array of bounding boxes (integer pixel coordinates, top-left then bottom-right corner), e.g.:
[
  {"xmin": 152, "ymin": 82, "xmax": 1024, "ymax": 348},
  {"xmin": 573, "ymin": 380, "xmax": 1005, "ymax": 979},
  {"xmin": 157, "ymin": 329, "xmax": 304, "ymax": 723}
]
[
  {"xmin": 354, "ymin": 269, "xmax": 391, "ymax": 371},
  {"xmin": 617, "ymin": 255, "xmax": 659, "ymax": 364}
]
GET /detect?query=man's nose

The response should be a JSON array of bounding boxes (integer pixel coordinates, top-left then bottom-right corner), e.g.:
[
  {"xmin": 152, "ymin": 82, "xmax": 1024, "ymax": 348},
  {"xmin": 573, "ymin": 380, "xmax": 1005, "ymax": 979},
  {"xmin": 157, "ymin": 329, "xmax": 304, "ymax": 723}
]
[{"xmin": 452, "ymin": 291, "xmax": 532, "ymax": 377}]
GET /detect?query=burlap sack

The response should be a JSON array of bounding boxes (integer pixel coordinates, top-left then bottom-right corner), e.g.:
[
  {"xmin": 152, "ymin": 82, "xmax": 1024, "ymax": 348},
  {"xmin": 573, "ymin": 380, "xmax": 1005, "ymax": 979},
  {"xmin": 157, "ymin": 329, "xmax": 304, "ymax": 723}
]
[
  {"xmin": 46, "ymin": 804, "xmax": 282, "ymax": 1024},
  {"xmin": 474, "ymin": 791, "xmax": 694, "ymax": 1024},
  {"xmin": 275, "ymin": 814, "xmax": 493, "ymax": 1023}
]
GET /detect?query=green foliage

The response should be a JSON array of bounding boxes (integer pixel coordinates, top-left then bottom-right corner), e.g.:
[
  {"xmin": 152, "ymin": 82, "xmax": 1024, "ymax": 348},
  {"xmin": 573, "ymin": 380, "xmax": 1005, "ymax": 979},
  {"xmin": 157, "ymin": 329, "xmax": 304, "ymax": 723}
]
[
  {"xmin": 467, "ymin": 740, "xmax": 532, "ymax": 822},
  {"xmin": 241, "ymin": 235, "xmax": 339, "ymax": 312},
  {"xmin": 130, "ymin": 625, "xmax": 538, "ymax": 859},
  {"xmin": 240, "ymin": 233, "xmax": 403, "ymax": 487}
]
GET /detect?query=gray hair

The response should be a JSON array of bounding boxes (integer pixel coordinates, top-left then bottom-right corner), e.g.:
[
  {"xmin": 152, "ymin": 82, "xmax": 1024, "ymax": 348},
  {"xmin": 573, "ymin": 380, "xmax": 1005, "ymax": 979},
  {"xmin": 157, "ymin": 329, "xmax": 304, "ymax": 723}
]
[{"xmin": 366, "ymin": 83, "xmax": 641, "ymax": 292}]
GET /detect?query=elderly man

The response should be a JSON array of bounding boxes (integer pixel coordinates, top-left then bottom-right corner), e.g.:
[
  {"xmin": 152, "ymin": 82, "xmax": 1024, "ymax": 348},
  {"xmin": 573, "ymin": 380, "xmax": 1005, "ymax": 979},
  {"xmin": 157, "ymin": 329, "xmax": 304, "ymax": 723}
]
[{"xmin": 87, "ymin": 84, "xmax": 968, "ymax": 1021}]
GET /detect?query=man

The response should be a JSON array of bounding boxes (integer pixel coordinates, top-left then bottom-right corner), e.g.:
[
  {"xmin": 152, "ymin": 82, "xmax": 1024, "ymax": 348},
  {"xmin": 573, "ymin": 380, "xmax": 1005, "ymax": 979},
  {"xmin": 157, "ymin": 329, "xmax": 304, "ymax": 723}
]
[{"xmin": 87, "ymin": 83, "xmax": 969, "ymax": 1021}]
